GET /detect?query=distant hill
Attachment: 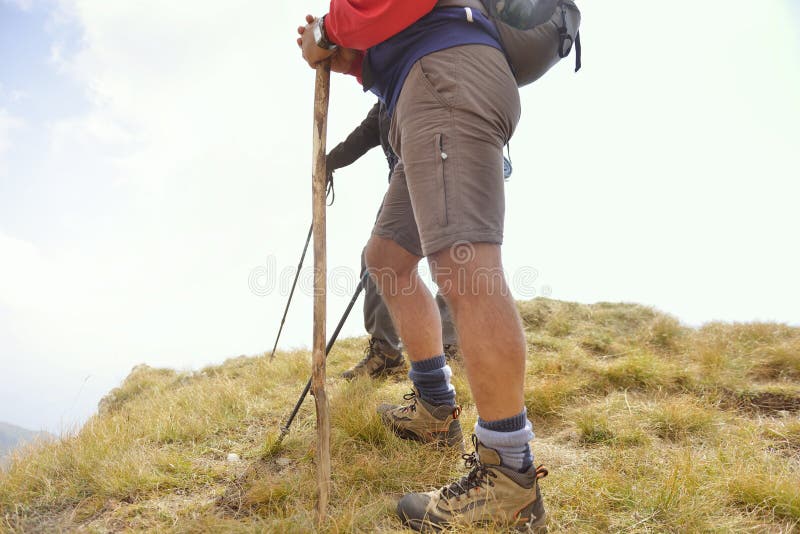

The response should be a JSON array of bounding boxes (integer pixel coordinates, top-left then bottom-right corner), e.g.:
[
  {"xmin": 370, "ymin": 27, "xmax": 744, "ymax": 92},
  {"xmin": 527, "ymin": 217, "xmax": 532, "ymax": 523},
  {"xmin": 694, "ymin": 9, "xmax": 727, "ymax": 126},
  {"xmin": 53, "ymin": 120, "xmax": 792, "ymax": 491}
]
[{"xmin": 0, "ymin": 422, "xmax": 52, "ymax": 461}]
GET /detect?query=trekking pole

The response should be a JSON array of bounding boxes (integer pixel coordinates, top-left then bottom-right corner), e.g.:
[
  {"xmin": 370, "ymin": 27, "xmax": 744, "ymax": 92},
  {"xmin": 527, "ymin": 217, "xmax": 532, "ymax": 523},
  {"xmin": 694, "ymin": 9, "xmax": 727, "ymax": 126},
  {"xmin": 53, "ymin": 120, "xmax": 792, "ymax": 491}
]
[
  {"xmin": 268, "ymin": 181, "xmax": 333, "ymax": 362},
  {"xmin": 268, "ymin": 222, "xmax": 312, "ymax": 361},
  {"xmin": 310, "ymin": 59, "xmax": 331, "ymax": 525},
  {"xmin": 278, "ymin": 271, "xmax": 367, "ymax": 443}
]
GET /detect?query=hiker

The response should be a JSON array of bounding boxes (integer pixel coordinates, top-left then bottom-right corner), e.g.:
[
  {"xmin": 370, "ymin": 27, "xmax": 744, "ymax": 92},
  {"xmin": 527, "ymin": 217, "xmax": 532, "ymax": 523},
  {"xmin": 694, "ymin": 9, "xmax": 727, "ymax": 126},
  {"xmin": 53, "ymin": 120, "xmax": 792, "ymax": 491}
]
[
  {"xmin": 326, "ymin": 101, "xmax": 460, "ymax": 380},
  {"xmin": 296, "ymin": 0, "xmax": 576, "ymax": 529}
]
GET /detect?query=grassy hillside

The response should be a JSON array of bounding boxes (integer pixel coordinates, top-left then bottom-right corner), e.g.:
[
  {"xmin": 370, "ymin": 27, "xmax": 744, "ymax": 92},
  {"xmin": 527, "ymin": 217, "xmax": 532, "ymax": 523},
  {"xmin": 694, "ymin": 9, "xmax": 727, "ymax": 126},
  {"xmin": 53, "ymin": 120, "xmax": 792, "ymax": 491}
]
[{"xmin": 1, "ymin": 299, "xmax": 799, "ymax": 532}]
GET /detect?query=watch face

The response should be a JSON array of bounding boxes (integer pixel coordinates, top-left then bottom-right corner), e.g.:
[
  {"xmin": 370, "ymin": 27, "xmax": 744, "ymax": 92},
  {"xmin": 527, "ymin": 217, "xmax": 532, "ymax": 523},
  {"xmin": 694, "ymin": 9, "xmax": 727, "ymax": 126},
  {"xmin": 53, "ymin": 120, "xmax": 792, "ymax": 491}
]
[
  {"xmin": 313, "ymin": 21, "xmax": 324, "ymax": 44},
  {"xmin": 313, "ymin": 19, "xmax": 332, "ymax": 49}
]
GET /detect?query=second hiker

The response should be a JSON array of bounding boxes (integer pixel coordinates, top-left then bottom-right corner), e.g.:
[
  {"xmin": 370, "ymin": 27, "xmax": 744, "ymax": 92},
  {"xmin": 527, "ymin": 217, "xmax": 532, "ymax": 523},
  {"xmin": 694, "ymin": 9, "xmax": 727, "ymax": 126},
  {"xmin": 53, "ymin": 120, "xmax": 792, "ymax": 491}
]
[{"xmin": 326, "ymin": 101, "xmax": 460, "ymax": 380}]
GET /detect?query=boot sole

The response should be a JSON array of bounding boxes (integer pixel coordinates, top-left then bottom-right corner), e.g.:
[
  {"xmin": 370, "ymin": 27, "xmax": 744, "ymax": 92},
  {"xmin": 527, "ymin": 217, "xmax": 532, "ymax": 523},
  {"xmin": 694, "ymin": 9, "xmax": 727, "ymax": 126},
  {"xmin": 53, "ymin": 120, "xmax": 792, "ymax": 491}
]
[
  {"xmin": 521, "ymin": 511, "xmax": 547, "ymax": 532},
  {"xmin": 341, "ymin": 363, "xmax": 407, "ymax": 380},
  {"xmin": 392, "ymin": 427, "xmax": 463, "ymax": 448},
  {"xmin": 400, "ymin": 512, "xmax": 547, "ymax": 533},
  {"xmin": 403, "ymin": 517, "xmax": 443, "ymax": 533},
  {"xmin": 371, "ymin": 364, "xmax": 408, "ymax": 378}
]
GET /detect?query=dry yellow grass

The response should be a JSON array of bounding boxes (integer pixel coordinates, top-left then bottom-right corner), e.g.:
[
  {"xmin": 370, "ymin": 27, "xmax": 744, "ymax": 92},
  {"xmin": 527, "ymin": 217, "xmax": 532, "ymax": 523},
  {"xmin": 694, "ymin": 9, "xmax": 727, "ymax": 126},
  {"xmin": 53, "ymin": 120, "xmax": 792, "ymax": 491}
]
[{"xmin": 1, "ymin": 299, "xmax": 799, "ymax": 532}]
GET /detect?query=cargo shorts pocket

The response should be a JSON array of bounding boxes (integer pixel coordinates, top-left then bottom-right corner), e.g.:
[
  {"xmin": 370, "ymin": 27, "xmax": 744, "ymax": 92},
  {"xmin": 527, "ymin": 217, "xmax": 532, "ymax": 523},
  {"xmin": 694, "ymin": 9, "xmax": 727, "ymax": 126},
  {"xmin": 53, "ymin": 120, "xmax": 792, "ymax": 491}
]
[{"xmin": 433, "ymin": 133, "xmax": 449, "ymax": 227}]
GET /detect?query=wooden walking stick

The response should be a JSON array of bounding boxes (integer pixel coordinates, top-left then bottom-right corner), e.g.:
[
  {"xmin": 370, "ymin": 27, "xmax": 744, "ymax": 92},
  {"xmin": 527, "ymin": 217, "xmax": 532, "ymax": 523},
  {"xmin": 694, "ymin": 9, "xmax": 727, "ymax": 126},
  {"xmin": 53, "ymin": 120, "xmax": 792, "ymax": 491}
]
[{"xmin": 311, "ymin": 60, "xmax": 331, "ymax": 524}]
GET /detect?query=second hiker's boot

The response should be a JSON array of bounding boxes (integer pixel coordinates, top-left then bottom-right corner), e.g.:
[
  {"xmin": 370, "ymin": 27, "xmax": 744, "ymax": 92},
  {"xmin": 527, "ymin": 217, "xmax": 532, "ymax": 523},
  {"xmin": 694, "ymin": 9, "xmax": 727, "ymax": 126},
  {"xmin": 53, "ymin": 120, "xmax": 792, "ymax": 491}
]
[
  {"xmin": 377, "ymin": 387, "xmax": 463, "ymax": 448},
  {"xmin": 443, "ymin": 344, "xmax": 461, "ymax": 362},
  {"xmin": 396, "ymin": 435, "xmax": 548, "ymax": 532},
  {"xmin": 341, "ymin": 337, "xmax": 406, "ymax": 380}
]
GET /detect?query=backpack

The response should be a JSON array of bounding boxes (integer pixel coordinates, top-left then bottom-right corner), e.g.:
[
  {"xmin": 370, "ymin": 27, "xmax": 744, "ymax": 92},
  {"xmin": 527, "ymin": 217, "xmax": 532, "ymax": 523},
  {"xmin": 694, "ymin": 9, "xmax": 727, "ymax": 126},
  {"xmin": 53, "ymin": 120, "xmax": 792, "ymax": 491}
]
[{"xmin": 437, "ymin": 0, "xmax": 581, "ymax": 87}]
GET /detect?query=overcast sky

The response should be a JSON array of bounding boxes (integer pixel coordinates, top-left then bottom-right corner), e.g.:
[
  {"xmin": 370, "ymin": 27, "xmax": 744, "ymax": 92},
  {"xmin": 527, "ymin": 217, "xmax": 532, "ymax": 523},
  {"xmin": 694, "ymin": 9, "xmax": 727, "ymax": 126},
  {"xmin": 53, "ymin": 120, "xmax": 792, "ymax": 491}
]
[{"xmin": 1, "ymin": 0, "xmax": 798, "ymax": 433}]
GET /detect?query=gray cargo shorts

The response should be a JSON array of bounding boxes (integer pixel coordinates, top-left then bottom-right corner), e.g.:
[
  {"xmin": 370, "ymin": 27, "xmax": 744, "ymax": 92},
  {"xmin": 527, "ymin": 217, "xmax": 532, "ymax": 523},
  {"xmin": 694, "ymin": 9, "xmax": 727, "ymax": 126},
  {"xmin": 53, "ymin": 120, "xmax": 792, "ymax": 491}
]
[{"xmin": 372, "ymin": 44, "xmax": 521, "ymax": 257}]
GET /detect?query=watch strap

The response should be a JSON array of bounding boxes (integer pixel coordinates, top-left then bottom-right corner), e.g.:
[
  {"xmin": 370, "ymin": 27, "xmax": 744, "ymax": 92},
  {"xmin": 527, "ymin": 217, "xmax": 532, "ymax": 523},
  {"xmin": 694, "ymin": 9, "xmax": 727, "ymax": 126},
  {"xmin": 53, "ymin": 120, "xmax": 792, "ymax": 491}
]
[{"xmin": 316, "ymin": 15, "xmax": 337, "ymax": 50}]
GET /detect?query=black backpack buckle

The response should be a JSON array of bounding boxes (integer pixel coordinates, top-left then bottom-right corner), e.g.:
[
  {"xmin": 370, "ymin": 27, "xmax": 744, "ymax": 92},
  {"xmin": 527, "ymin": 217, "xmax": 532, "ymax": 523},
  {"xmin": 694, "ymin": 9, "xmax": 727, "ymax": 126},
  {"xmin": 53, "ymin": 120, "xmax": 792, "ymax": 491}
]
[
  {"xmin": 556, "ymin": 2, "xmax": 581, "ymax": 71},
  {"xmin": 558, "ymin": 28, "xmax": 573, "ymax": 58},
  {"xmin": 557, "ymin": 3, "xmax": 572, "ymax": 58}
]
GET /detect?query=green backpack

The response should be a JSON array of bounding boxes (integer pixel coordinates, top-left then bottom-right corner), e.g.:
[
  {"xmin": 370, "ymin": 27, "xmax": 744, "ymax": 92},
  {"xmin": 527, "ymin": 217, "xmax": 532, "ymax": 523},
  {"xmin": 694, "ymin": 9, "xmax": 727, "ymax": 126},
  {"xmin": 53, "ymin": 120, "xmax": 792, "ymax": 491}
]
[{"xmin": 437, "ymin": 0, "xmax": 581, "ymax": 87}]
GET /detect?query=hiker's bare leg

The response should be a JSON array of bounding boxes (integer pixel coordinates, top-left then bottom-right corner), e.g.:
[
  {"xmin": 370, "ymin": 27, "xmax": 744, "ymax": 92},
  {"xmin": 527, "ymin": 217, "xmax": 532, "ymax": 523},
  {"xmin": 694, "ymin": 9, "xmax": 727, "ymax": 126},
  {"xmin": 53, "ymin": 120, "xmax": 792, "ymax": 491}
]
[
  {"xmin": 365, "ymin": 235, "xmax": 444, "ymax": 362},
  {"xmin": 429, "ymin": 242, "xmax": 525, "ymax": 421}
]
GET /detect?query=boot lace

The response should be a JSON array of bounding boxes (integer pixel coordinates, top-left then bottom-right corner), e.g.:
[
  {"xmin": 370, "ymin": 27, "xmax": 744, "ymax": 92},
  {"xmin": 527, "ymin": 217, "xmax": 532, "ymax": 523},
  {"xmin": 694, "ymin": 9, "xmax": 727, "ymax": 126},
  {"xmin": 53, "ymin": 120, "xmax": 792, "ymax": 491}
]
[
  {"xmin": 396, "ymin": 390, "xmax": 418, "ymax": 414},
  {"xmin": 351, "ymin": 338, "xmax": 381, "ymax": 371},
  {"xmin": 440, "ymin": 435, "xmax": 496, "ymax": 500}
]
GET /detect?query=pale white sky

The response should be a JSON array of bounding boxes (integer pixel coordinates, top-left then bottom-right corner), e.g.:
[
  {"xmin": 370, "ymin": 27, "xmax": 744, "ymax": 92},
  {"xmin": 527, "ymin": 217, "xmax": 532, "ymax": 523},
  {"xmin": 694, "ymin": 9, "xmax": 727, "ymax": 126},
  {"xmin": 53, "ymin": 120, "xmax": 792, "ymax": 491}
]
[{"xmin": 1, "ymin": 0, "xmax": 798, "ymax": 433}]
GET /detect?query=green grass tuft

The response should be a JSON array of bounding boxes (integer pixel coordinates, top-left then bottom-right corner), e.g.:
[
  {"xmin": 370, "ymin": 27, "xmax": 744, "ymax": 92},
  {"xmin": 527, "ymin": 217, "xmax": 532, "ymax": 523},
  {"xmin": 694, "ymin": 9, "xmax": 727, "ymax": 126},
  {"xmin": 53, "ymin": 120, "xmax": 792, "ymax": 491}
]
[{"xmin": 646, "ymin": 397, "xmax": 716, "ymax": 441}]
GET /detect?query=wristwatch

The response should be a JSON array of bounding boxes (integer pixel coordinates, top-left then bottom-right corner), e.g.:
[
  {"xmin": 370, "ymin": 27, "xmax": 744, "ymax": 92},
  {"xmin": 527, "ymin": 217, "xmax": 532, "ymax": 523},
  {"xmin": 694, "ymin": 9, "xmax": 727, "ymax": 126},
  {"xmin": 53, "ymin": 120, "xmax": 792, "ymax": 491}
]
[{"xmin": 313, "ymin": 15, "xmax": 338, "ymax": 50}]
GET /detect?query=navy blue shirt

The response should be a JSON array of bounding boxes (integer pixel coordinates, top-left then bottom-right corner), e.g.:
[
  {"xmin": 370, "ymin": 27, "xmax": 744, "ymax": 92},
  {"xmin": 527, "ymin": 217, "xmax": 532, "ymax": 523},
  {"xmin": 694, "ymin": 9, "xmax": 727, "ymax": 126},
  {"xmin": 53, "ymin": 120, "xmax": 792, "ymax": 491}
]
[{"xmin": 363, "ymin": 7, "xmax": 503, "ymax": 116}]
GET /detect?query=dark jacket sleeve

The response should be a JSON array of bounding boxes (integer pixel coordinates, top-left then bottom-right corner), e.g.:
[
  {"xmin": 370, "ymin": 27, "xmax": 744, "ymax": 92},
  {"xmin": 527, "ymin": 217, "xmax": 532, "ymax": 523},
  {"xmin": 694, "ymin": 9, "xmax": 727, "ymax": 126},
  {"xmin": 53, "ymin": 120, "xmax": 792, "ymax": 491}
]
[{"xmin": 327, "ymin": 102, "xmax": 381, "ymax": 172}]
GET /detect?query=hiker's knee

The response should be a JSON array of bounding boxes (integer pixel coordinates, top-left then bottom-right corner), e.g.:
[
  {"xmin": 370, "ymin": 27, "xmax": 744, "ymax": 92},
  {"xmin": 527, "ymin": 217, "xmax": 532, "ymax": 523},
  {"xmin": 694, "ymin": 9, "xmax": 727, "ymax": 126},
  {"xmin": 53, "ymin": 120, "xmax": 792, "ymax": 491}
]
[
  {"xmin": 429, "ymin": 242, "xmax": 507, "ymax": 301},
  {"xmin": 365, "ymin": 235, "xmax": 421, "ymax": 281}
]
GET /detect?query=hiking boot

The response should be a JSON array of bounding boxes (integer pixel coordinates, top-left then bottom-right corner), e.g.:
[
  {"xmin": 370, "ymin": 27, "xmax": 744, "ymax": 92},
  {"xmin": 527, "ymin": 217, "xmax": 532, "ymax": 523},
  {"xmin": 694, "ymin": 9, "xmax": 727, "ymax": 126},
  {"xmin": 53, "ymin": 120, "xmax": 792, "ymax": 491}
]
[
  {"xmin": 377, "ymin": 387, "xmax": 463, "ymax": 448},
  {"xmin": 397, "ymin": 435, "xmax": 548, "ymax": 532},
  {"xmin": 341, "ymin": 337, "xmax": 406, "ymax": 380},
  {"xmin": 443, "ymin": 344, "xmax": 461, "ymax": 362}
]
